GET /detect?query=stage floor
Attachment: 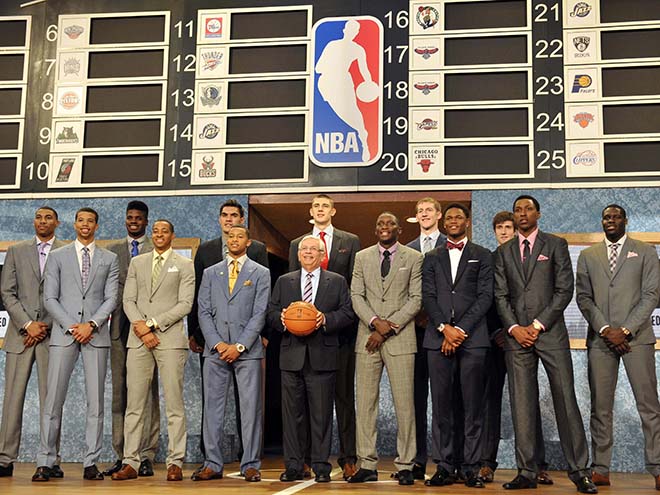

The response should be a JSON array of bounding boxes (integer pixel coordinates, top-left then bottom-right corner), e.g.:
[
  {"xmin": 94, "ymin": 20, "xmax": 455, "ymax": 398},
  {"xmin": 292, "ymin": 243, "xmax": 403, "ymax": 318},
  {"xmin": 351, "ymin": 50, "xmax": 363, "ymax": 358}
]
[{"xmin": 0, "ymin": 459, "xmax": 658, "ymax": 494}]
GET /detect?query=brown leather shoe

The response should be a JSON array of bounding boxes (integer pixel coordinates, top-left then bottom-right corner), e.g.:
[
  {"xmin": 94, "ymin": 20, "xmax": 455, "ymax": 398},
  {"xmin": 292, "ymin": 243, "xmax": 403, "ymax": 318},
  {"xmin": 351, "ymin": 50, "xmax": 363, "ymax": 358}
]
[
  {"xmin": 167, "ymin": 465, "xmax": 183, "ymax": 481},
  {"xmin": 343, "ymin": 463, "xmax": 358, "ymax": 481},
  {"xmin": 591, "ymin": 471, "xmax": 610, "ymax": 486},
  {"xmin": 302, "ymin": 463, "xmax": 312, "ymax": 479},
  {"xmin": 191, "ymin": 466, "xmax": 222, "ymax": 481},
  {"xmin": 111, "ymin": 464, "xmax": 137, "ymax": 481},
  {"xmin": 478, "ymin": 466, "xmax": 494, "ymax": 483},
  {"xmin": 537, "ymin": 470, "xmax": 554, "ymax": 485},
  {"xmin": 244, "ymin": 467, "xmax": 261, "ymax": 482}
]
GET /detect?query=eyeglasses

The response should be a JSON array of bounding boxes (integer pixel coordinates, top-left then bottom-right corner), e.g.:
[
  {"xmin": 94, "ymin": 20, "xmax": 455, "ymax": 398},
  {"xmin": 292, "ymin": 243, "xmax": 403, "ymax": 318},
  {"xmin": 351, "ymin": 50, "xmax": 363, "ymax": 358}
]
[{"xmin": 299, "ymin": 246, "xmax": 322, "ymax": 252}]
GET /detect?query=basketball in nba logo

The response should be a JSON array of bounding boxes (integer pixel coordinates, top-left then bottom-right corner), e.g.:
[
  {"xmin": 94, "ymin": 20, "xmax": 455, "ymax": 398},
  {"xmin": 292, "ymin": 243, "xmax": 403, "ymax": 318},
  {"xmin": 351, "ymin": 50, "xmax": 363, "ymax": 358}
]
[{"xmin": 310, "ymin": 17, "xmax": 383, "ymax": 167}]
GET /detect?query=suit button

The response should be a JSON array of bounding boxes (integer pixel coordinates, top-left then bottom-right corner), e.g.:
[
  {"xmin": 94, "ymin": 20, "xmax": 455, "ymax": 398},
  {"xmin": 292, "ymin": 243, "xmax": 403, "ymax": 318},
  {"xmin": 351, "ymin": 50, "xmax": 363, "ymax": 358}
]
[
  {"xmin": 82, "ymin": 296, "xmax": 85, "ymax": 300},
  {"xmin": 77, "ymin": 312, "xmax": 81, "ymax": 315},
  {"xmin": 149, "ymin": 299, "xmax": 152, "ymax": 303},
  {"xmin": 382, "ymin": 298, "xmax": 385, "ymax": 302},
  {"xmin": 451, "ymin": 291, "xmax": 455, "ymax": 294}
]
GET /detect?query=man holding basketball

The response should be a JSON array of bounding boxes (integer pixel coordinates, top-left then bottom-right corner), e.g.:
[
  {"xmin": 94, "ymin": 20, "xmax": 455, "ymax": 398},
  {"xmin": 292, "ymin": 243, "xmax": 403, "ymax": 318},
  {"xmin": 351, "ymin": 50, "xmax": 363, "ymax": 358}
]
[{"xmin": 268, "ymin": 235, "xmax": 355, "ymax": 483}]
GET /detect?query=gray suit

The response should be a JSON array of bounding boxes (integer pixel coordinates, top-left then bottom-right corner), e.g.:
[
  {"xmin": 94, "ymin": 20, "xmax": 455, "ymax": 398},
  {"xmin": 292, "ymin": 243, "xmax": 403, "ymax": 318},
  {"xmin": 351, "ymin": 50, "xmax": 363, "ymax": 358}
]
[
  {"xmin": 0, "ymin": 238, "xmax": 64, "ymax": 467},
  {"xmin": 37, "ymin": 242, "xmax": 119, "ymax": 468},
  {"xmin": 122, "ymin": 250, "xmax": 194, "ymax": 470},
  {"xmin": 106, "ymin": 237, "xmax": 159, "ymax": 463},
  {"xmin": 197, "ymin": 257, "xmax": 270, "ymax": 474},
  {"xmin": 351, "ymin": 243, "xmax": 423, "ymax": 472},
  {"xmin": 494, "ymin": 231, "xmax": 590, "ymax": 482},
  {"xmin": 576, "ymin": 237, "xmax": 660, "ymax": 476}
]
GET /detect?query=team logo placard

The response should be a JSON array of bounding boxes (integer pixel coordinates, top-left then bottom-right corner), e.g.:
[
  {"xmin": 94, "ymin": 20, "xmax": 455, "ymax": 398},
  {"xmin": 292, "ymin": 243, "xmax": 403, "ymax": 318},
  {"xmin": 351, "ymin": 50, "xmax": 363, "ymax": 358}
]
[
  {"xmin": 416, "ymin": 6, "xmax": 440, "ymax": 30},
  {"xmin": 564, "ymin": 31, "xmax": 597, "ymax": 64},
  {"xmin": 199, "ymin": 155, "xmax": 217, "ymax": 178},
  {"xmin": 410, "ymin": 72, "xmax": 441, "ymax": 106},
  {"xmin": 310, "ymin": 17, "xmax": 383, "ymax": 167},
  {"xmin": 565, "ymin": 67, "xmax": 598, "ymax": 102},
  {"xmin": 59, "ymin": 52, "xmax": 86, "ymax": 82},
  {"xmin": 197, "ymin": 46, "xmax": 228, "ymax": 78},
  {"xmin": 410, "ymin": 38, "xmax": 441, "ymax": 70},
  {"xmin": 59, "ymin": 18, "xmax": 90, "ymax": 48},
  {"xmin": 567, "ymin": 141, "xmax": 602, "ymax": 177},
  {"xmin": 55, "ymin": 86, "xmax": 84, "ymax": 116},
  {"xmin": 565, "ymin": 1, "xmax": 597, "ymax": 27},
  {"xmin": 409, "ymin": 108, "xmax": 441, "ymax": 142},
  {"xmin": 409, "ymin": 145, "xmax": 441, "ymax": 179},
  {"xmin": 566, "ymin": 104, "xmax": 599, "ymax": 138},
  {"xmin": 52, "ymin": 120, "xmax": 84, "ymax": 152},
  {"xmin": 193, "ymin": 116, "xmax": 224, "ymax": 148}
]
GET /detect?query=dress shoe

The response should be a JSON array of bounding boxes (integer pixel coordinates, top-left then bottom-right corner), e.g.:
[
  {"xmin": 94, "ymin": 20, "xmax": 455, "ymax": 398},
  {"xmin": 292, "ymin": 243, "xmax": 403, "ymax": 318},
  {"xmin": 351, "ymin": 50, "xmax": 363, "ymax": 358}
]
[
  {"xmin": 575, "ymin": 476, "xmax": 598, "ymax": 494},
  {"xmin": 478, "ymin": 466, "xmax": 494, "ymax": 483},
  {"xmin": 103, "ymin": 460, "xmax": 122, "ymax": 476},
  {"xmin": 111, "ymin": 464, "xmax": 137, "ymax": 481},
  {"xmin": 244, "ymin": 467, "xmax": 261, "ymax": 482},
  {"xmin": 302, "ymin": 463, "xmax": 312, "ymax": 479},
  {"xmin": 83, "ymin": 464, "xmax": 104, "ymax": 480},
  {"xmin": 503, "ymin": 474, "xmax": 537, "ymax": 489},
  {"xmin": 465, "ymin": 472, "xmax": 485, "ymax": 488},
  {"xmin": 166, "ymin": 464, "xmax": 183, "ymax": 481},
  {"xmin": 315, "ymin": 472, "xmax": 331, "ymax": 483},
  {"xmin": 348, "ymin": 468, "xmax": 378, "ymax": 483},
  {"xmin": 32, "ymin": 466, "xmax": 50, "ymax": 482},
  {"xmin": 50, "ymin": 464, "xmax": 64, "ymax": 478},
  {"xmin": 139, "ymin": 459, "xmax": 154, "ymax": 477},
  {"xmin": 591, "ymin": 472, "xmax": 610, "ymax": 486},
  {"xmin": 453, "ymin": 469, "xmax": 467, "ymax": 482},
  {"xmin": 654, "ymin": 474, "xmax": 660, "ymax": 490},
  {"xmin": 425, "ymin": 466, "xmax": 453, "ymax": 486},
  {"xmin": 0, "ymin": 463, "xmax": 13, "ymax": 477},
  {"xmin": 412, "ymin": 462, "xmax": 426, "ymax": 480},
  {"xmin": 280, "ymin": 468, "xmax": 302, "ymax": 482},
  {"xmin": 537, "ymin": 470, "xmax": 554, "ymax": 485},
  {"xmin": 398, "ymin": 469, "xmax": 414, "ymax": 485},
  {"xmin": 191, "ymin": 466, "xmax": 222, "ymax": 481},
  {"xmin": 342, "ymin": 462, "xmax": 358, "ymax": 480}
]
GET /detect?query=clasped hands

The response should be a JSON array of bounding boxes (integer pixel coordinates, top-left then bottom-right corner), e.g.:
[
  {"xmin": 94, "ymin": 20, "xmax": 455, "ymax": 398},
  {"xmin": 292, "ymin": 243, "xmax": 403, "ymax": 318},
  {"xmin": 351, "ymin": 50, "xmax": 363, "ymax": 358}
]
[
  {"xmin": 510, "ymin": 324, "xmax": 541, "ymax": 348},
  {"xmin": 133, "ymin": 320, "xmax": 159, "ymax": 349},
  {"xmin": 70, "ymin": 322, "xmax": 95, "ymax": 344},
  {"xmin": 601, "ymin": 326, "xmax": 631, "ymax": 355},
  {"xmin": 23, "ymin": 321, "xmax": 48, "ymax": 347},
  {"xmin": 214, "ymin": 342, "xmax": 241, "ymax": 363},
  {"xmin": 366, "ymin": 317, "xmax": 399, "ymax": 353},
  {"xmin": 440, "ymin": 324, "xmax": 467, "ymax": 356}
]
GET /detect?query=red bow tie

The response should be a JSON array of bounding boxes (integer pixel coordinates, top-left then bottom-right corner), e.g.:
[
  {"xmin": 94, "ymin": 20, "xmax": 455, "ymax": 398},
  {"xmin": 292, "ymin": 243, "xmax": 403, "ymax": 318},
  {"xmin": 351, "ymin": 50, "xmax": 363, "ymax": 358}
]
[{"xmin": 447, "ymin": 241, "xmax": 464, "ymax": 250}]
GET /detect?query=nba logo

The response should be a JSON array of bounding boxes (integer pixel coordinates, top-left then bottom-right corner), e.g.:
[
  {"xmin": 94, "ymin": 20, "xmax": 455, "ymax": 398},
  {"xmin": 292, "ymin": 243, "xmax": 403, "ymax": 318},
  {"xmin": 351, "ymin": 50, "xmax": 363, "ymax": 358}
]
[{"xmin": 310, "ymin": 17, "xmax": 383, "ymax": 167}]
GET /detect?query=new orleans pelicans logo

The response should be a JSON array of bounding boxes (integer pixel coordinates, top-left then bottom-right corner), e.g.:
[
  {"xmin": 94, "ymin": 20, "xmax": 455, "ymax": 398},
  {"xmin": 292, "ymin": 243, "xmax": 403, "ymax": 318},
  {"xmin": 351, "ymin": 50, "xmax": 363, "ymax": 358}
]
[{"xmin": 310, "ymin": 17, "xmax": 383, "ymax": 167}]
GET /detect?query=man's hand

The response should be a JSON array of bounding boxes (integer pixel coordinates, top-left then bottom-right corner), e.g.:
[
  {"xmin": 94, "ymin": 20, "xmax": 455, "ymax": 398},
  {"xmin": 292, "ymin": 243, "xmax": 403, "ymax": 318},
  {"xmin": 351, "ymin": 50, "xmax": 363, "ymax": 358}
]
[
  {"xmin": 510, "ymin": 325, "xmax": 537, "ymax": 348},
  {"xmin": 141, "ymin": 332, "xmax": 160, "ymax": 349},
  {"xmin": 602, "ymin": 326, "xmax": 628, "ymax": 347},
  {"xmin": 26, "ymin": 321, "xmax": 48, "ymax": 341},
  {"xmin": 189, "ymin": 336, "xmax": 204, "ymax": 353},
  {"xmin": 215, "ymin": 342, "xmax": 229, "ymax": 357},
  {"xmin": 71, "ymin": 322, "xmax": 94, "ymax": 344},
  {"xmin": 315, "ymin": 311, "xmax": 326, "ymax": 330},
  {"xmin": 133, "ymin": 320, "xmax": 151, "ymax": 338},
  {"xmin": 372, "ymin": 317, "xmax": 399, "ymax": 337},
  {"xmin": 441, "ymin": 339, "xmax": 457, "ymax": 356},
  {"xmin": 442, "ymin": 324, "xmax": 467, "ymax": 348},
  {"xmin": 23, "ymin": 335, "xmax": 38, "ymax": 347},
  {"xmin": 365, "ymin": 332, "xmax": 385, "ymax": 353},
  {"xmin": 261, "ymin": 337, "xmax": 269, "ymax": 348},
  {"xmin": 493, "ymin": 329, "xmax": 506, "ymax": 349},
  {"xmin": 220, "ymin": 344, "xmax": 240, "ymax": 364}
]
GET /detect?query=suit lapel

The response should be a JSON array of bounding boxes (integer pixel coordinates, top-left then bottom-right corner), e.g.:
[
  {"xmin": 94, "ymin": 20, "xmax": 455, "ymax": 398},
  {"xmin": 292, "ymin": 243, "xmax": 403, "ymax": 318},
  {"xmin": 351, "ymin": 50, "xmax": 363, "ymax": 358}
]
[
  {"xmin": 438, "ymin": 248, "xmax": 453, "ymax": 287},
  {"xmin": 452, "ymin": 242, "xmax": 471, "ymax": 287},
  {"xmin": 28, "ymin": 239, "xmax": 41, "ymax": 280},
  {"xmin": 314, "ymin": 270, "xmax": 329, "ymax": 306},
  {"xmin": 525, "ymin": 233, "xmax": 546, "ymax": 281},
  {"xmin": 68, "ymin": 244, "xmax": 83, "ymax": 292},
  {"xmin": 509, "ymin": 238, "xmax": 526, "ymax": 283},
  {"xmin": 595, "ymin": 241, "xmax": 612, "ymax": 279},
  {"xmin": 611, "ymin": 237, "xmax": 631, "ymax": 280},
  {"xmin": 227, "ymin": 259, "xmax": 254, "ymax": 300},
  {"xmin": 84, "ymin": 248, "xmax": 102, "ymax": 293},
  {"xmin": 291, "ymin": 272, "xmax": 303, "ymax": 300},
  {"xmin": 151, "ymin": 252, "xmax": 174, "ymax": 296},
  {"xmin": 382, "ymin": 244, "xmax": 403, "ymax": 294},
  {"xmin": 328, "ymin": 230, "xmax": 341, "ymax": 269}
]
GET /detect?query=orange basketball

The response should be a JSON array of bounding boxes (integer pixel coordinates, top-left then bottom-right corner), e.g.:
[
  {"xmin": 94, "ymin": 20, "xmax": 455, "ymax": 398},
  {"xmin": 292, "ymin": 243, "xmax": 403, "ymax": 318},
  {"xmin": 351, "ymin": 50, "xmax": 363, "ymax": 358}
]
[{"xmin": 283, "ymin": 301, "xmax": 318, "ymax": 336}]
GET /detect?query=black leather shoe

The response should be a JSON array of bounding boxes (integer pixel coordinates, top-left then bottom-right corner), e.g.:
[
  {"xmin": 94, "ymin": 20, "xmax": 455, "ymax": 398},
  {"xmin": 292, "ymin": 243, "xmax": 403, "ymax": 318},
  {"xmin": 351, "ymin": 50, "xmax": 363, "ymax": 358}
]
[
  {"xmin": 139, "ymin": 459, "xmax": 154, "ymax": 477},
  {"xmin": 425, "ymin": 466, "xmax": 453, "ymax": 486},
  {"xmin": 83, "ymin": 464, "xmax": 104, "ymax": 480},
  {"xmin": 348, "ymin": 468, "xmax": 378, "ymax": 483},
  {"xmin": 503, "ymin": 474, "xmax": 537, "ymax": 489},
  {"xmin": 279, "ymin": 469, "xmax": 302, "ymax": 482},
  {"xmin": 576, "ymin": 476, "xmax": 598, "ymax": 494},
  {"xmin": 32, "ymin": 466, "xmax": 51, "ymax": 482},
  {"xmin": 0, "ymin": 463, "xmax": 13, "ymax": 477},
  {"xmin": 103, "ymin": 460, "xmax": 122, "ymax": 476},
  {"xmin": 50, "ymin": 464, "xmax": 64, "ymax": 478},
  {"xmin": 412, "ymin": 462, "xmax": 426, "ymax": 480},
  {"xmin": 398, "ymin": 469, "xmax": 414, "ymax": 485},
  {"xmin": 465, "ymin": 472, "xmax": 485, "ymax": 488},
  {"xmin": 315, "ymin": 473, "xmax": 331, "ymax": 482}
]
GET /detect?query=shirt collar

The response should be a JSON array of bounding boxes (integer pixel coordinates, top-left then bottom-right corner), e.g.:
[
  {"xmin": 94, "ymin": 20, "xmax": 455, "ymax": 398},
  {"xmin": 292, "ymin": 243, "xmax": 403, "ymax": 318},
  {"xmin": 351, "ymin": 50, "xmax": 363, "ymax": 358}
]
[
  {"xmin": 605, "ymin": 234, "xmax": 627, "ymax": 248},
  {"xmin": 75, "ymin": 239, "xmax": 95, "ymax": 253},
  {"xmin": 518, "ymin": 227, "xmax": 539, "ymax": 247},
  {"xmin": 36, "ymin": 236, "xmax": 55, "ymax": 246},
  {"xmin": 227, "ymin": 253, "xmax": 248, "ymax": 267},
  {"xmin": 302, "ymin": 266, "xmax": 321, "ymax": 278},
  {"xmin": 448, "ymin": 236, "xmax": 468, "ymax": 247},
  {"xmin": 378, "ymin": 242, "xmax": 398, "ymax": 256},
  {"xmin": 313, "ymin": 225, "xmax": 334, "ymax": 237},
  {"xmin": 421, "ymin": 229, "xmax": 440, "ymax": 243},
  {"xmin": 153, "ymin": 247, "xmax": 172, "ymax": 262},
  {"xmin": 127, "ymin": 234, "xmax": 146, "ymax": 245}
]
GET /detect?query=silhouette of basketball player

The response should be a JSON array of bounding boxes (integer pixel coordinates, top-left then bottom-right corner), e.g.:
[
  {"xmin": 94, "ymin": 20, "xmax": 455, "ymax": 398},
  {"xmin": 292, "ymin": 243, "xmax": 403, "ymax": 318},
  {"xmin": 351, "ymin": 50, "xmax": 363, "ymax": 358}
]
[{"xmin": 315, "ymin": 20, "xmax": 376, "ymax": 162}]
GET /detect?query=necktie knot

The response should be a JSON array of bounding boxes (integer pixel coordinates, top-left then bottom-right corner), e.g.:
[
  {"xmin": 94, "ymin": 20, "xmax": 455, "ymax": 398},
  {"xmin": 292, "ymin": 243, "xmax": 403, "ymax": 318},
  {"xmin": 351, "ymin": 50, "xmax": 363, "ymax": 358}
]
[
  {"xmin": 318, "ymin": 231, "xmax": 329, "ymax": 270},
  {"xmin": 319, "ymin": 231, "xmax": 326, "ymax": 240},
  {"xmin": 447, "ymin": 240, "xmax": 464, "ymax": 250}
]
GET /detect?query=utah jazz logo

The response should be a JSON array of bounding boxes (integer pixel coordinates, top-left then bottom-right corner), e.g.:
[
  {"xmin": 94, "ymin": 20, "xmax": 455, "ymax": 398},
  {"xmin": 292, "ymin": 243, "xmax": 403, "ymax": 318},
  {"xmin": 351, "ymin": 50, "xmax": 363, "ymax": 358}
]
[{"xmin": 310, "ymin": 17, "xmax": 383, "ymax": 167}]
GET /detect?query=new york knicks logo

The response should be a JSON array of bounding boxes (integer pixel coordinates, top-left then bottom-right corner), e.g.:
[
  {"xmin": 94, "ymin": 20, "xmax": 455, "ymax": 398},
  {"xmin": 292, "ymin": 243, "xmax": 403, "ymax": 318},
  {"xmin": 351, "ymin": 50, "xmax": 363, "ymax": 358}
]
[{"xmin": 310, "ymin": 17, "xmax": 383, "ymax": 167}]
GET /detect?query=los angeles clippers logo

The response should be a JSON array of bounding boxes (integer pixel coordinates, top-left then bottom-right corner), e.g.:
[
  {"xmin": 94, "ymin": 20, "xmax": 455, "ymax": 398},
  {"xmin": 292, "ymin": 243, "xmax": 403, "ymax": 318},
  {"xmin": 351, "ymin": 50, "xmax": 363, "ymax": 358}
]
[{"xmin": 310, "ymin": 17, "xmax": 383, "ymax": 167}]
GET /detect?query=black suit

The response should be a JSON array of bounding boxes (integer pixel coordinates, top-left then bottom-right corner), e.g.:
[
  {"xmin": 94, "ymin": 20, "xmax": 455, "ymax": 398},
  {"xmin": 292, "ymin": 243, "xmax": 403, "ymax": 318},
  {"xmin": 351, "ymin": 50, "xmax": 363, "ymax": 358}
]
[
  {"xmin": 422, "ymin": 241, "xmax": 493, "ymax": 474},
  {"xmin": 494, "ymin": 231, "xmax": 590, "ymax": 483},
  {"xmin": 190, "ymin": 236, "xmax": 268, "ymax": 456},
  {"xmin": 288, "ymin": 228, "xmax": 360, "ymax": 467},
  {"xmin": 267, "ymin": 269, "xmax": 355, "ymax": 476}
]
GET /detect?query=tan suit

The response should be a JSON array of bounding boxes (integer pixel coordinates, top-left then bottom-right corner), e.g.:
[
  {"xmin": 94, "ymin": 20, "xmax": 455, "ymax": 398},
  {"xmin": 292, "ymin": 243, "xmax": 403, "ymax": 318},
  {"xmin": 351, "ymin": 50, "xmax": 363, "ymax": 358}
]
[
  {"xmin": 350, "ymin": 243, "xmax": 422, "ymax": 471},
  {"xmin": 122, "ymin": 250, "xmax": 195, "ymax": 470}
]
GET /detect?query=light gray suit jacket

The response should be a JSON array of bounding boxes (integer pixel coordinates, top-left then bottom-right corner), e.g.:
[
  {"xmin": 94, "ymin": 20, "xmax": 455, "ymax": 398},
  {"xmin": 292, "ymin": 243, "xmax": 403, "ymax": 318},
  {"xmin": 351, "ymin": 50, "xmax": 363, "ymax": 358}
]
[
  {"xmin": 351, "ymin": 242, "xmax": 423, "ymax": 355},
  {"xmin": 43, "ymin": 242, "xmax": 119, "ymax": 348},
  {"xmin": 1, "ymin": 238, "xmax": 65, "ymax": 353},
  {"xmin": 123, "ymin": 250, "xmax": 195, "ymax": 350},
  {"xmin": 197, "ymin": 257, "xmax": 270, "ymax": 359},
  {"xmin": 576, "ymin": 237, "xmax": 660, "ymax": 349}
]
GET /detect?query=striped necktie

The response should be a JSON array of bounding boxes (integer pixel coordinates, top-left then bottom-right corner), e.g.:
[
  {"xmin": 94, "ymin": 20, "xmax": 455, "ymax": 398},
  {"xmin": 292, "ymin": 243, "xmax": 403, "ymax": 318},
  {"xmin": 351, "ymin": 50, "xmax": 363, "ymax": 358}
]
[
  {"xmin": 303, "ymin": 272, "xmax": 313, "ymax": 303},
  {"xmin": 152, "ymin": 255, "xmax": 163, "ymax": 290}
]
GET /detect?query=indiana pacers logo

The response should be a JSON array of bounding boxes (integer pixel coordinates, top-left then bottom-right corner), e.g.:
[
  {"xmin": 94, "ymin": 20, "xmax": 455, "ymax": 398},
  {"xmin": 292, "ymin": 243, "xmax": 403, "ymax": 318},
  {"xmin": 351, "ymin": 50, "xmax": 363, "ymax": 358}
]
[{"xmin": 310, "ymin": 17, "xmax": 383, "ymax": 167}]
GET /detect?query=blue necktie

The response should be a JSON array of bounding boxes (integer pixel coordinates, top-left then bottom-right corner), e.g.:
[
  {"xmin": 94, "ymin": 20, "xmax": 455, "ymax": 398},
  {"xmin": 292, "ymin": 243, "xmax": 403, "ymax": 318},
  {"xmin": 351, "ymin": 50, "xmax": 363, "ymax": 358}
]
[{"xmin": 131, "ymin": 239, "xmax": 139, "ymax": 257}]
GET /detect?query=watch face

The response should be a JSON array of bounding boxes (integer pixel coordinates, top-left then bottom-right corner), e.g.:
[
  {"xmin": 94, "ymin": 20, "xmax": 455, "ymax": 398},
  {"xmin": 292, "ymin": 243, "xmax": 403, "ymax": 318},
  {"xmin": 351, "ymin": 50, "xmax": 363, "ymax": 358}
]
[{"xmin": 237, "ymin": 344, "xmax": 246, "ymax": 352}]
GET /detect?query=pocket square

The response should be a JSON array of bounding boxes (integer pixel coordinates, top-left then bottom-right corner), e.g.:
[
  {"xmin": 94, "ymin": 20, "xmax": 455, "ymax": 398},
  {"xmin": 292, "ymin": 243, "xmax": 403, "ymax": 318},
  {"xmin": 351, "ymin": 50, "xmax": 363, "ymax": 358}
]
[
  {"xmin": 467, "ymin": 259, "xmax": 479, "ymax": 263},
  {"xmin": 537, "ymin": 254, "xmax": 549, "ymax": 261},
  {"xmin": 398, "ymin": 267, "xmax": 408, "ymax": 271},
  {"xmin": 627, "ymin": 251, "xmax": 638, "ymax": 258},
  {"xmin": 243, "ymin": 280, "xmax": 252, "ymax": 286},
  {"xmin": 338, "ymin": 248, "xmax": 349, "ymax": 254},
  {"xmin": 167, "ymin": 266, "xmax": 179, "ymax": 272}
]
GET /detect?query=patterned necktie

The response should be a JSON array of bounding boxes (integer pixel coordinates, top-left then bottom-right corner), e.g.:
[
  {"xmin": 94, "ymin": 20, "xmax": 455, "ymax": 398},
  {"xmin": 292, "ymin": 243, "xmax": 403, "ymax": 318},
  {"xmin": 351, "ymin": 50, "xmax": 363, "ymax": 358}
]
[
  {"xmin": 38, "ymin": 242, "xmax": 47, "ymax": 275},
  {"xmin": 423, "ymin": 236, "xmax": 433, "ymax": 254},
  {"xmin": 447, "ymin": 240, "xmax": 464, "ymax": 250},
  {"xmin": 303, "ymin": 272, "xmax": 313, "ymax": 303},
  {"xmin": 131, "ymin": 239, "xmax": 139, "ymax": 257},
  {"xmin": 609, "ymin": 243, "xmax": 619, "ymax": 273},
  {"xmin": 81, "ymin": 247, "xmax": 90, "ymax": 289},
  {"xmin": 152, "ymin": 255, "xmax": 163, "ymax": 290},
  {"xmin": 229, "ymin": 259, "xmax": 239, "ymax": 294},
  {"xmin": 381, "ymin": 250, "xmax": 391, "ymax": 278},
  {"xmin": 319, "ymin": 231, "xmax": 329, "ymax": 270}
]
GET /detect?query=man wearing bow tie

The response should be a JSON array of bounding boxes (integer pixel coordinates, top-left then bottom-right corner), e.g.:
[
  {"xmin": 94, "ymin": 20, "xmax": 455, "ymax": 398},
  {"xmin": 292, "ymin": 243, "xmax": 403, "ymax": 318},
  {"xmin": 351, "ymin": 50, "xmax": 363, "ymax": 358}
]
[
  {"xmin": 422, "ymin": 203, "xmax": 493, "ymax": 489},
  {"xmin": 576, "ymin": 204, "xmax": 660, "ymax": 491},
  {"xmin": 494, "ymin": 195, "xmax": 597, "ymax": 494}
]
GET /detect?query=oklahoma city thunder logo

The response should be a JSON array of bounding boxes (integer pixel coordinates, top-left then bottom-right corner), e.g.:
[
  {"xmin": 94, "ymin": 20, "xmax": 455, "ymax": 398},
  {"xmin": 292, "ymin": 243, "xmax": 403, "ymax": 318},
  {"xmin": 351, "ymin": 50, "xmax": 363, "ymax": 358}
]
[{"xmin": 310, "ymin": 17, "xmax": 383, "ymax": 167}]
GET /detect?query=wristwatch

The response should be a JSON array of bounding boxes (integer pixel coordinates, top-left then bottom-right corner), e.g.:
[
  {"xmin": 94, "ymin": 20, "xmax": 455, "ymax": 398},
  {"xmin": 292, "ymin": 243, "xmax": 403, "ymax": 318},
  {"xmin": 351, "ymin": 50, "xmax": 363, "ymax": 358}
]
[
  {"xmin": 621, "ymin": 327, "xmax": 632, "ymax": 341},
  {"xmin": 532, "ymin": 320, "xmax": 543, "ymax": 332},
  {"xmin": 146, "ymin": 319, "xmax": 156, "ymax": 331},
  {"xmin": 88, "ymin": 321, "xmax": 98, "ymax": 331},
  {"xmin": 438, "ymin": 323, "xmax": 445, "ymax": 333},
  {"xmin": 236, "ymin": 343, "xmax": 246, "ymax": 353}
]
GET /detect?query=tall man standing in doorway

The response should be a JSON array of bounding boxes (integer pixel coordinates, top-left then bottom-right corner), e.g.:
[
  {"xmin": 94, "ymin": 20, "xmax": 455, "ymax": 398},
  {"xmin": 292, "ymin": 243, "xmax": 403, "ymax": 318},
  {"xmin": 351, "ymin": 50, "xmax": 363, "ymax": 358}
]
[{"xmin": 289, "ymin": 194, "xmax": 360, "ymax": 480}]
